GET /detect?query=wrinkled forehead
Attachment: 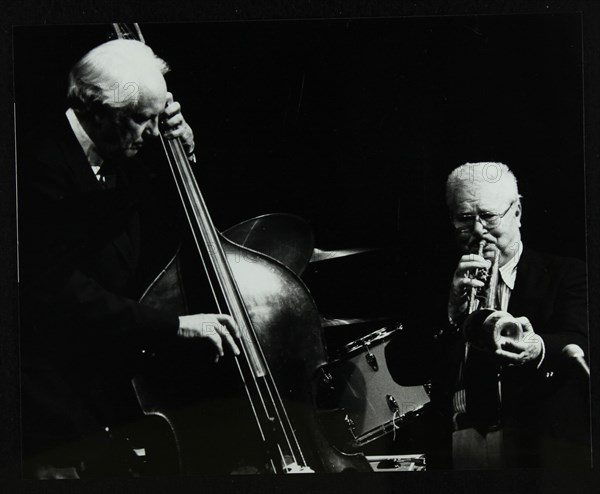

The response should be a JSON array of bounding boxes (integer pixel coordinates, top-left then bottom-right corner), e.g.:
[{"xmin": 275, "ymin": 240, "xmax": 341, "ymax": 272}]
[
  {"xmin": 138, "ymin": 69, "xmax": 167, "ymax": 97},
  {"xmin": 449, "ymin": 178, "xmax": 516, "ymax": 214},
  {"xmin": 135, "ymin": 75, "xmax": 167, "ymax": 113},
  {"xmin": 102, "ymin": 65, "xmax": 167, "ymax": 112}
]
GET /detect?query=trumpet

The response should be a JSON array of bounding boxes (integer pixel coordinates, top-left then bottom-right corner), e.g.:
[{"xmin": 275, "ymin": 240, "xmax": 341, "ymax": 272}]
[{"xmin": 462, "ymin": 240, "xmax": 523, "ymax": 352}]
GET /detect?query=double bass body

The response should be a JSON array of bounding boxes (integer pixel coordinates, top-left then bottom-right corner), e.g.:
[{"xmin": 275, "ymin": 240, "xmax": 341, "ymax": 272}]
[
  {"xmin": 135, "ymin": 233, "xmax": 371, "ymax": 474},
  {"xmin": 106, "ymin": 22, "xmax": 371, "ymax": 474}
]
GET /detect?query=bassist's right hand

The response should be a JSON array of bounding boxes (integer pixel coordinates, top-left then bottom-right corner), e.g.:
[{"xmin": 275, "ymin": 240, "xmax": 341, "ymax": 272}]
[{"xmin": 177, "ymin": 314, "xmax": 240, "ymax": 362}]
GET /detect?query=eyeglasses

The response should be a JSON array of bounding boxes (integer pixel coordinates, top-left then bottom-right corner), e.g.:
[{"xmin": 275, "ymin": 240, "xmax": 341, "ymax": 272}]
[{"xmin": 452, "ymin": 200, "xmax": 516, "ymax": 233}]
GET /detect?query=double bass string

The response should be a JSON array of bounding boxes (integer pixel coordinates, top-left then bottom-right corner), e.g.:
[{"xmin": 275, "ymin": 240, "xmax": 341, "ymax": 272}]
[
  {"xmin": 160, "ymin": 135, "xmax": 304, "ymax": 471},
  {"xmin": 112, "ymin": 23, "xmax": 145, "ymax": 43},
  {"xmin": 169, "ymin": 137, "xmax": 301, "ymax": 470},
  {"xmin": 114, "ymin": 22, "xmax": 314, "ymax": 473},
  {"xmin": 170, "ymin": 136, "xmax": 304, "ymax": 469},
  {"xmin": 158, "ymin": 135, "xmax": 279, "ymax": 463}
]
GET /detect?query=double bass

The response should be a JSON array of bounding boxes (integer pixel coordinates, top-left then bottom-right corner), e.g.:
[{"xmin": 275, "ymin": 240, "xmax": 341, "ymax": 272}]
[{"xmin": 112, "ymin": 23, "xmax": 371, "ymax": 474}]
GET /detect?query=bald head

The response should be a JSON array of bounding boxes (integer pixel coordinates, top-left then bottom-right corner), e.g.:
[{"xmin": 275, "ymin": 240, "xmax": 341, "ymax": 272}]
[
  {"xmin": 446, "ymin": 162, "xmax": 520, "ymax": 211},
  {"xmin": 67, "ymin": 39, "xmax": 169, "ymax": 115}
]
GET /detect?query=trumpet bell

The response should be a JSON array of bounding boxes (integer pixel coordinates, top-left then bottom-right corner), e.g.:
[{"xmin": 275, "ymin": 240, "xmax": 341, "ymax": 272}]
[{"xmin": 462, "ymin": 309, "xmax": 523, "ymax": 352}]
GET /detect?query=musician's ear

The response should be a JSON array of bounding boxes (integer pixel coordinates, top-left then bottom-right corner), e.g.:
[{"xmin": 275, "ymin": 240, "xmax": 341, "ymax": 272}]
[
  {"xmin": 89, "ymin": 101, "xmax": 109, "ymax": 121},
  {"xmin": 515, "ymin": 202, "xmax": 522, "ymax": 227}
]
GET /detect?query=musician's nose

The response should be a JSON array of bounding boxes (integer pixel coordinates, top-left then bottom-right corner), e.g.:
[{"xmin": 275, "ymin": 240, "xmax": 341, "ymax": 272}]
[
  {"xmin": 472, "ymin": 219, "xmax": 488, "ymax": 238},
  {"xmin": 145, "ymin": 116, "xmax": 160, "ymax": 138}
]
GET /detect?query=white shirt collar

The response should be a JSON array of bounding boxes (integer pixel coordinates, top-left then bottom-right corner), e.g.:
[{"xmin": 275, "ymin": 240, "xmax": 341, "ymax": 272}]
[
  {"xmin": 65, "ymin": 108, "xmax": 104, "ymax": 171},
  {"xmin": 498, "ymin": 241, "xmax": 523, "ymax": 290}
]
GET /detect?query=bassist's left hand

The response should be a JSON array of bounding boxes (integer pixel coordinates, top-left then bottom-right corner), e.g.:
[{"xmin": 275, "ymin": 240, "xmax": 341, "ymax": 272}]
[{"xmin": 161, "ymin": 91, "xmax": 195, "ymax": 158}]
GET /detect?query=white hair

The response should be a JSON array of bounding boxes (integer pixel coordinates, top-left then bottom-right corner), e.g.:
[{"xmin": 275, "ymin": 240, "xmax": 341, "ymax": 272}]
[
  {"xmin": 445, "ymin": 162, "xmax": 521, "ymax": 209},
  {"xmin": 67, "ymin": 39, "xmax": 169, "ymax": 114}
]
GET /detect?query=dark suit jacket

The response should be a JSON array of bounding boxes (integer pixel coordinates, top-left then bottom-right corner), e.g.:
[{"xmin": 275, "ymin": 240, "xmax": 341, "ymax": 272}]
[
  {"xmin": 386, "ymin": 246, "xmax": 590, "ymax": 467},
  {"xmin": 502, "ymin": 247, "xmax": 589, "ymax": 466},
  {"xmin": 19, "ymin": 115, "xmax": 181, "ymax": 460},
  {"xmin": 508, "ymin": 247, "xmax": 588, "ymax": 367}
]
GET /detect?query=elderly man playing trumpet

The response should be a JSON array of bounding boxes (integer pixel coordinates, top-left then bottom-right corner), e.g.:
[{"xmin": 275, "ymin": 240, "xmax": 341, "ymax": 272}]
[{"xmin": 442, "ymin": 162, "xmax": 589, "ymax": 469}]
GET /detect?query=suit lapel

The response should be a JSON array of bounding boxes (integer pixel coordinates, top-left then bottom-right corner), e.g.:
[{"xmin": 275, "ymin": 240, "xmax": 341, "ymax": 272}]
[
  {"xmin": 60, "ymin": 115, "xmax": 137, "ymax": 270},
  {"xmin": 110, "ymin": 165, "xmax": 138, "ymax": 270},
  {"xmin": 508, "ymin": 247, "xmax": 547, "ymax": 320},
  {"xmin": 58, "ymin": 115, "xmax": 104, "ymax": 193}
]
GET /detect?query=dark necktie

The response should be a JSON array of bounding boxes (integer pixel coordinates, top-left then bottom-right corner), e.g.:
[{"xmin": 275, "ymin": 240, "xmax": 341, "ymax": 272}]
[{"xmin": 98, "ymin": 161, "xmax": 117, "ymax": 190}]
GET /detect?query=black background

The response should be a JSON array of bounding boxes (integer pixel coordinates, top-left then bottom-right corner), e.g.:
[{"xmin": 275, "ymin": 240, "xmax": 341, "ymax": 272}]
[
  {"xmin": 13, "ymin": 16, "xmax": 586, "ymax": 255},
  {"xmin": 2, "ymin": 2, "xmax": 600, "ymax": 494},
  {"xmin": 13, "ymin": 15, "xmax": 587, "ymax": 323}
]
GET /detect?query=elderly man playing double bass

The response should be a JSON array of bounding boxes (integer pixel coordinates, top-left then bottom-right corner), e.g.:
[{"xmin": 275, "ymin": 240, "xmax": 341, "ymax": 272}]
[
  {"xmin": 19, "ymin": 39, "xmax": 241, "ymax": 478},
  {"xmin": 439, "ymin": 162, "xmax": 589, "ymax": 468}
]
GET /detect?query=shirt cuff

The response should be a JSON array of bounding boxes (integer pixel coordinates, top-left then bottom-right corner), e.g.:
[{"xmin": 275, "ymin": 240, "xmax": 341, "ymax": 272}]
[{"xmin": 535, "ymin": 336, "xmax": 546, "ymax": 369}]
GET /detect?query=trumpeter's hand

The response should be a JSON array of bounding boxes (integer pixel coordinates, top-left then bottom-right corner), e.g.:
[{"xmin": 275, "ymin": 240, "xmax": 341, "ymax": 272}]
[
  {"xmin": 448, "ymin": 253, "xmax": 491, "ymax": 322},
  {"xmin": 494, "ymin": 316, "xmax": 543, "ymax": 366}
]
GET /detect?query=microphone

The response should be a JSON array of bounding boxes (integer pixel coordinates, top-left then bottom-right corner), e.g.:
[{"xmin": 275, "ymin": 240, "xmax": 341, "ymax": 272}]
[{"xmin": 562, "ymin": 344, "xmax": 590, "ymax": 379}]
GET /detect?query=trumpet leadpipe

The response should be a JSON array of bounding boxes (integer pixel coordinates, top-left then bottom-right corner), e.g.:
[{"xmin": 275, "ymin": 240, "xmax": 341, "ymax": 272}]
[
  {"xmin": 467, "ymin": 240, "xmax": 487, "ymax": 313},
  {"xmin": 462, "ymin": 241, "xmax": 522, "ymax": 351}
]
